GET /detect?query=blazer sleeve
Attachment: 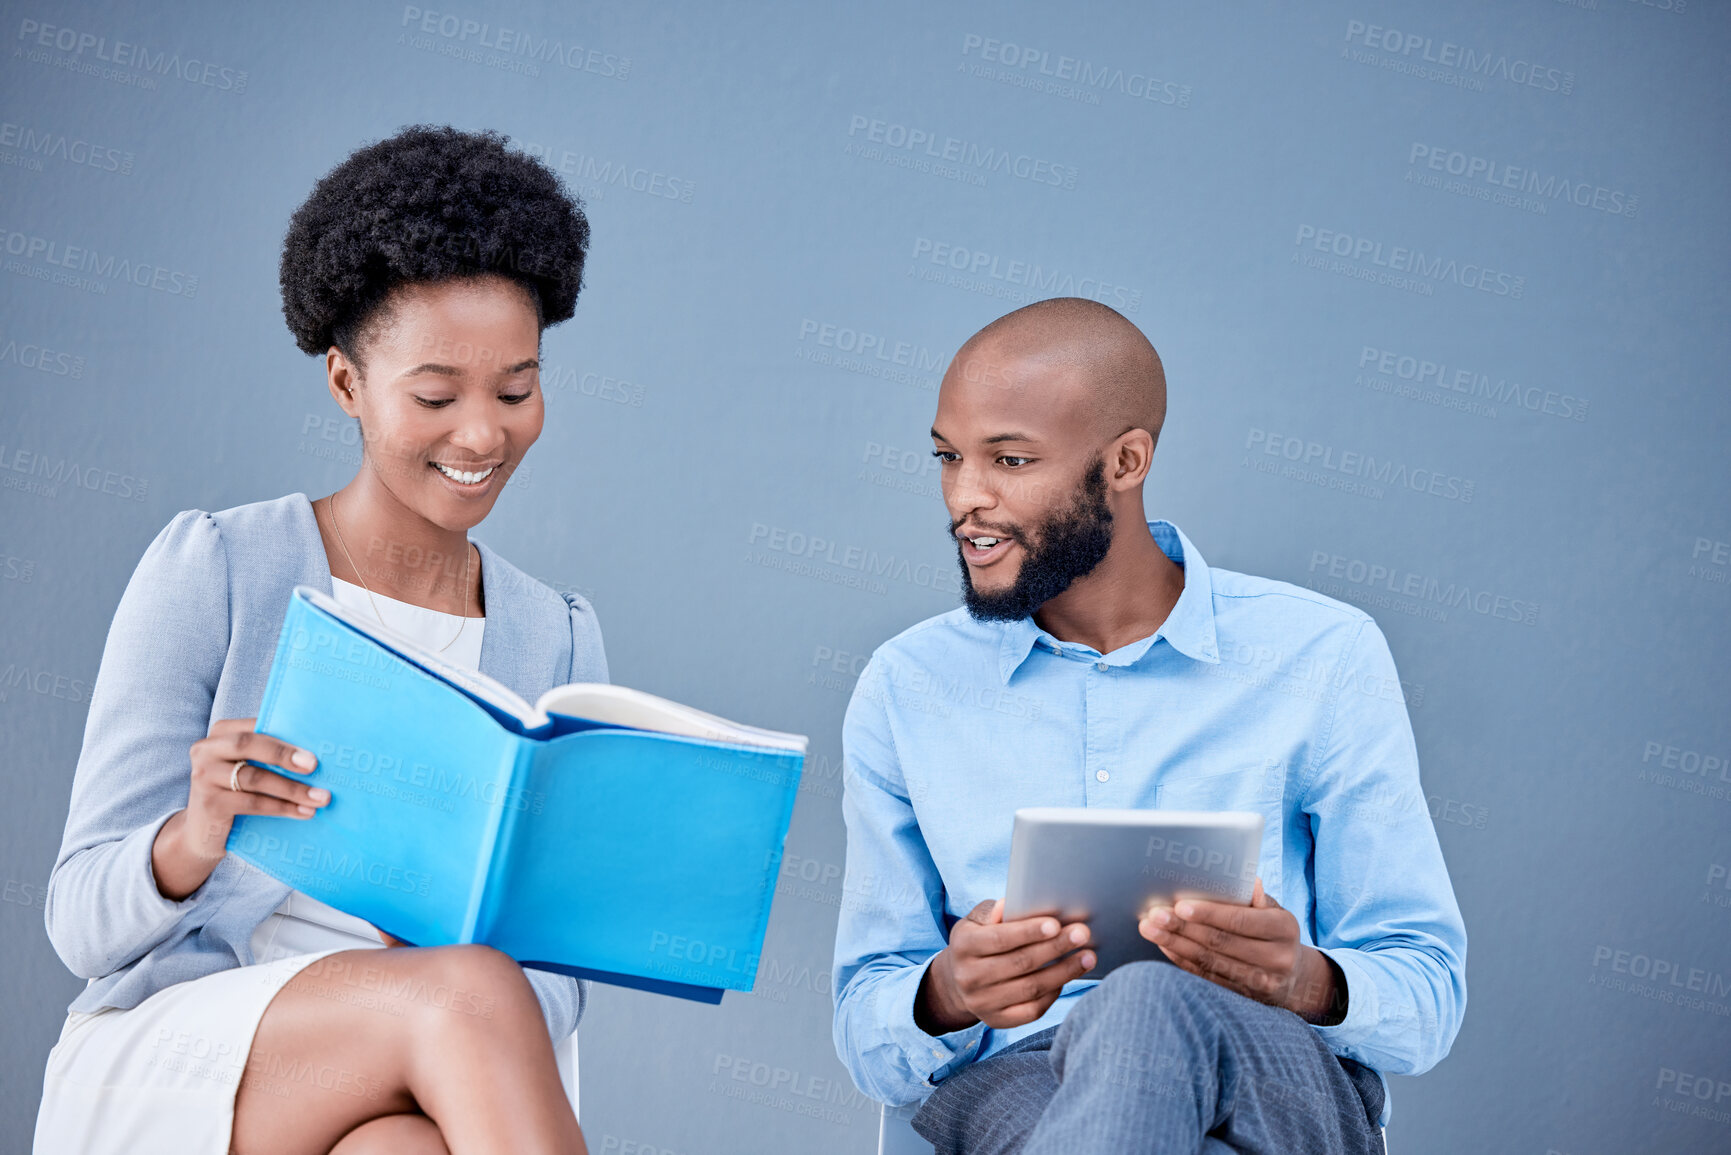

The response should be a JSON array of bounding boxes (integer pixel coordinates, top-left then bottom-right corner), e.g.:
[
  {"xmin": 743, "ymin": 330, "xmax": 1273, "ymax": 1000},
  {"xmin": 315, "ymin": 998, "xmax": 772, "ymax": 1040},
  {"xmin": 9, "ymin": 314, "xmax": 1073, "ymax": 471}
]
[
  {"xmin": 44, "ymin": 510, "xmax": 233, "ymax": 978},
  {"xmin": 564, "ymin": 590, "xmax": 609, "ymax": 685}
]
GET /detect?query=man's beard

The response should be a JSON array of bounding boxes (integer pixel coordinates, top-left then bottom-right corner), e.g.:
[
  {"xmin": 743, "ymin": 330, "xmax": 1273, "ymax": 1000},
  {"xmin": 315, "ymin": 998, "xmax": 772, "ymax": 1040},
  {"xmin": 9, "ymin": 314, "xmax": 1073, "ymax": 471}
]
[{"xmin": 955, "ymin": 455, "xmax": 1115, "ymax": 622}]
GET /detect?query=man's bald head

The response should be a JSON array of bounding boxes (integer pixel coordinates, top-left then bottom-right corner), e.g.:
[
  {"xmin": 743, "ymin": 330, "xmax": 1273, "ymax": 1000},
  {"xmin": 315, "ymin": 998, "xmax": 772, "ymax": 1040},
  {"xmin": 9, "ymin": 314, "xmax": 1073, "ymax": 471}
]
[{"xmin": 959, "ymin": 297, "xmax": 1166, "ymax": 449}]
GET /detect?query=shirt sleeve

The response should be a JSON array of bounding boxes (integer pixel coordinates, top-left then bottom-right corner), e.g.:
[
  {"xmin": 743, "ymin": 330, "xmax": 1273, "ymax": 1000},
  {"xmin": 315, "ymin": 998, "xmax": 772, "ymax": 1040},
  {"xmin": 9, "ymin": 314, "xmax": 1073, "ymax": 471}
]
[
  {"xmin": 1299, "ymin": 617, "xmax": 1468, "ymax": 1076},
  {"xmin": 832, "ymin": 657, "xmax": 988, "ymax": 1106},
  {"xmin": 44, "ymin": 511, "xmax": 232, "ymax": 978}
]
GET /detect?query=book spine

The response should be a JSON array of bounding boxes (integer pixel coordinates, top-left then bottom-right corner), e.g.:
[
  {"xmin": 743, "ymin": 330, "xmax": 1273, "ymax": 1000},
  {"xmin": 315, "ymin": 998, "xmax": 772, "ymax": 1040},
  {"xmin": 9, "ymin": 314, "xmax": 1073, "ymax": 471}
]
[
  {"xmin": 253, "ymin": 596, "xmax": 302, "ymax": 739},
  {"xmin": 227, "ymin": 597, "xmax": 305, "ymax": 860},
  {"xmin": 457, "ymin": 733, "xmax": 532, "ymax": 943},
  {"xmin": 742, "ymin": 749, "xmax": 804, "ymax": 989}
]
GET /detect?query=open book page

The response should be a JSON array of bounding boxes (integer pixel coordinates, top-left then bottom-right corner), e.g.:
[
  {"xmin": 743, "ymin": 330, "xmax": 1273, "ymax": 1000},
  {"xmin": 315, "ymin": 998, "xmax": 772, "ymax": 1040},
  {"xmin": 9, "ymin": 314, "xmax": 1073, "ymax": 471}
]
[
  {"xmin": 296, "ymin": 586, "xmax": 549, "ymax": 729},
  {"xmin": 298, "ymin": 587, "xmax": 805, "ymax": 749},
  {"xmin": 535, "ymin": 684, "xmax": 807, "ymax": 752}
]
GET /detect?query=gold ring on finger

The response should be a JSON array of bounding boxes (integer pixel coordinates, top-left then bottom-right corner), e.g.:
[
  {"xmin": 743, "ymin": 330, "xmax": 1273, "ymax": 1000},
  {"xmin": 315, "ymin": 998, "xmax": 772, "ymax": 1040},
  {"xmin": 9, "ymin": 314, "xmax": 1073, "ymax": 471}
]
[{"xmin": 229, "ymin": 761, "xmax": 244, "ymax": 792}]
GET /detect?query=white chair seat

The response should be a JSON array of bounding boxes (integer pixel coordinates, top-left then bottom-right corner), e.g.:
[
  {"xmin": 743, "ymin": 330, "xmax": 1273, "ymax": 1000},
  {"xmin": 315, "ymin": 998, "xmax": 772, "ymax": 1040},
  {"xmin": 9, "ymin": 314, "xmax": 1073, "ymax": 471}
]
[{"xmin": 878, "ymin": 1102, "xmax": 931, "ymax": 1155}]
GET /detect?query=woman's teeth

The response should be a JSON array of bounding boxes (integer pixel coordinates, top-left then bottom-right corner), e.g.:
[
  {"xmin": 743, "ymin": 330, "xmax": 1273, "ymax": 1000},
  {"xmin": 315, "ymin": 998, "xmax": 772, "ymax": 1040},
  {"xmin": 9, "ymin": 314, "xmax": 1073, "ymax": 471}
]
[{"xmin": 434, "ymin": 463, "xmax": 495, "ymax": 485}]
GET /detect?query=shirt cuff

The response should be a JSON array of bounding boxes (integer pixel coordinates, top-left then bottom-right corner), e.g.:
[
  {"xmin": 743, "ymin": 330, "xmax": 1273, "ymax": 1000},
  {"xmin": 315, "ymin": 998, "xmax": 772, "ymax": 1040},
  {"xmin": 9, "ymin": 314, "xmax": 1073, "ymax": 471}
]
[
  {"xmin": 1310, "ymin": 949, "xmax": 1392, "ymax": 1129},
  {"xmin": 1309, "ymin": 946, "xmax": 1380, "ymax": 1057},
  {"xmin": 880, "ymin": 956, "xmax": 988, "ymax": 1090}
]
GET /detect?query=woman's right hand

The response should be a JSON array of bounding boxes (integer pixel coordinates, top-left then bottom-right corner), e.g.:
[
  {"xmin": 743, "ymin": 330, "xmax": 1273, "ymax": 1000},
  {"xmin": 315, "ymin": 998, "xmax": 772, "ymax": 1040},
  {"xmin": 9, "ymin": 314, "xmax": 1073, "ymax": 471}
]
[{"xmin": 151, "ymin": 718, "xmax": 328, "ymax": 901}]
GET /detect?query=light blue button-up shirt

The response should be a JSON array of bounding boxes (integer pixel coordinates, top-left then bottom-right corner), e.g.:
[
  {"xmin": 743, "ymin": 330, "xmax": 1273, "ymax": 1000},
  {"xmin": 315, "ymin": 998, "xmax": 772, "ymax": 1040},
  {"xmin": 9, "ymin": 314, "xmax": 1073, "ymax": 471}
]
[{"xmin": 832, "ymin": 521, "xmax": 1466, "ymax": 1127}]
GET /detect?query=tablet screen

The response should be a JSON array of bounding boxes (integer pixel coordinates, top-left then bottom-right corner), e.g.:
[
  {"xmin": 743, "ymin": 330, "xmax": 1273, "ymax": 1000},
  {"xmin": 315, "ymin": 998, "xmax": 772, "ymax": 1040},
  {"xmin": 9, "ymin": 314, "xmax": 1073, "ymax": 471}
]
[{"xmin": 1002, "ymin": 808, "xmax": 1263, "ymax": 978}]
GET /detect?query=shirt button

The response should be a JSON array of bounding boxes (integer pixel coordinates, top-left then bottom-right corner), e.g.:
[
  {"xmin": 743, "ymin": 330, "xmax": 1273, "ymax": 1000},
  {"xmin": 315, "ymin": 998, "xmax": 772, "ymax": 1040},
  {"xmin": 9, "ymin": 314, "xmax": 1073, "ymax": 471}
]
[
  {"xmin": 1095, "ymin": 661, "xmax": 1108, "ymax": 671},
  {"xmin": 931, "ymin": 1047, "xmax": 943, "ymax": 1057},
  {"xmin": 1096, "ymin": 770, "xmax": 1110, "ymax": 782}
]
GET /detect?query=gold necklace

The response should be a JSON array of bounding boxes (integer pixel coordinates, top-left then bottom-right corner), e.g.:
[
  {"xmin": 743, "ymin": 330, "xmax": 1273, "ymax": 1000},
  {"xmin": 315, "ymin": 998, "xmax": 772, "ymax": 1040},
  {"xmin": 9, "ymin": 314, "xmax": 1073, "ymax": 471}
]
[{"xmin": 327, "ymin": 491, "xmax": 472, "ymax": 653}]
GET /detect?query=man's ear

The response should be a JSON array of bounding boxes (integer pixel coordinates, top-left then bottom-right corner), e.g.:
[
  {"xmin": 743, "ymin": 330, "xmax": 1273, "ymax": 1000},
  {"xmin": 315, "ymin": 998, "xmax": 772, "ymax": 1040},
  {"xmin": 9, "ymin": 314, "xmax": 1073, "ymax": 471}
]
[
  {"xmin": 1108, "ymin": 427, "xmax": 1155, "ymax": 491},
  {"xmin": 326, "ymin": 347, "xmax": 361, "ymax": 418}
]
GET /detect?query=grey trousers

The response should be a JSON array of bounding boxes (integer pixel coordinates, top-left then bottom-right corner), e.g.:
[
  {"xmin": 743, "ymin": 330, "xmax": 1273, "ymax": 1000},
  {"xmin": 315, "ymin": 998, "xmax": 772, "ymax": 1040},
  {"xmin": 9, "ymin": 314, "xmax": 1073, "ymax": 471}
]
[{"xmin": 912, "ymin": 962, "xmax": 1386, "ymax": 1155}]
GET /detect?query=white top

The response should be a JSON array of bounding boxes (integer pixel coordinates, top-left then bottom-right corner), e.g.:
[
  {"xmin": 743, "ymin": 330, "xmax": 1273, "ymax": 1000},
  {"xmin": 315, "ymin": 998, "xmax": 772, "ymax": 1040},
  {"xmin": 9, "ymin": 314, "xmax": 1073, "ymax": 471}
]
[
  {"xmin": 329, "ymin": 574, "xmax": 485, "ymax": 670},
  {"xmin": 248, "ymin": 571, "xmax": 485, "ymax": 963}
]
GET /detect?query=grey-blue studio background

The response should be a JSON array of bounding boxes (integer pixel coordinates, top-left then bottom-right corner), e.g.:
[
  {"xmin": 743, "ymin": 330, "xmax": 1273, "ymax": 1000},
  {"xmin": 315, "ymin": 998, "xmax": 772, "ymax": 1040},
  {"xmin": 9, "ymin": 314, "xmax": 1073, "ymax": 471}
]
[{"xmin": 3, "ymin": 1, "xmax": 1727, "ymax": 1151}]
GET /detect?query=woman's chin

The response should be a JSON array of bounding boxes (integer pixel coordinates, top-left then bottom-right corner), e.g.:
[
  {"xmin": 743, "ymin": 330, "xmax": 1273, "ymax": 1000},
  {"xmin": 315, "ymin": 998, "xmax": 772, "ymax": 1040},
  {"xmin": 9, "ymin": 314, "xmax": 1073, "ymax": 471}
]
[
  {"xmin": 432, "ymin": 499, "xmax": 498, "ymax": 533},
  {"xmin": 393, "ymin": 489, "xmax": 495, "ymax": 536},
  {"xmin": 418, "ymin": 466, "xmax": 509, "ymax": 524}
]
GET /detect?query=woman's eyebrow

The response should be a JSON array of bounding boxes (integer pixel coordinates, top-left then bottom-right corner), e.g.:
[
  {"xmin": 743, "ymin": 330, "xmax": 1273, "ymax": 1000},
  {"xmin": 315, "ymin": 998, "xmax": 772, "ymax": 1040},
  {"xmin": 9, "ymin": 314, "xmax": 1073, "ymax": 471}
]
[
  {"xmin": 397, "ymin": 362, "xmax": 462, "ymax": 378},
  {"xmin": 396, "ymin": 357, "xmax": 540, "ymax": 378}
]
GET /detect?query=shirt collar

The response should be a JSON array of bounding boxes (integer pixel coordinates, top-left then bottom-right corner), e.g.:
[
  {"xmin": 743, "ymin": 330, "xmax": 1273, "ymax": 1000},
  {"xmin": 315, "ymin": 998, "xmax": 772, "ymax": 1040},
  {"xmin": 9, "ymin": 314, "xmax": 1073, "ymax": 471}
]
[{"xmin": 997, "ymin": 519, "xmax": 1220, "ymax": 684}]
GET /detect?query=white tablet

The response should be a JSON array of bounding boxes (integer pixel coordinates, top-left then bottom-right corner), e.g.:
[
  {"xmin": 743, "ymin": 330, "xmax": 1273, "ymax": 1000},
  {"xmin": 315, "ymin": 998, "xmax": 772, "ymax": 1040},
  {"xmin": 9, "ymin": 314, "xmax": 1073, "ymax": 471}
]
[{"xmin": 1002, "ymin": 808, "xmax": 1264, "ymax": 979}]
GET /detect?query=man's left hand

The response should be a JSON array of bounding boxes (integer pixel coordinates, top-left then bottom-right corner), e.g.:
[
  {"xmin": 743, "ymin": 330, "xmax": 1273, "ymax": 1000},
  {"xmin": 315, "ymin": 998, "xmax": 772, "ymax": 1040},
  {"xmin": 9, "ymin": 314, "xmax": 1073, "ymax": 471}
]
[{"xmin": 1137, "ymin": 878, "xmax": 1344, "ymax": 1024}]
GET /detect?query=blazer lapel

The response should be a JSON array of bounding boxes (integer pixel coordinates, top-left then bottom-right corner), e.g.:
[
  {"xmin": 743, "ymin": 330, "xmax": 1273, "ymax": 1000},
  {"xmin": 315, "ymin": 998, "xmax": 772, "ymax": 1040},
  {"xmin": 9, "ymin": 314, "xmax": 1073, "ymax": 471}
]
[
  {"xmin": 476, "ymin": 539, "xmax": 568, "ymax": 700},
  {"xmin": 288, "ymin": 492, "xmax": 335, "ymax": 595}
]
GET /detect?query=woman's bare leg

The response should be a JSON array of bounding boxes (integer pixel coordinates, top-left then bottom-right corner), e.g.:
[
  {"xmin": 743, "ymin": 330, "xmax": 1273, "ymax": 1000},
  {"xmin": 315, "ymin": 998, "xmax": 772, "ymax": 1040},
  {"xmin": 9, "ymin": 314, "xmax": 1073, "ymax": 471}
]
[
  {"xmin": 231, "ymin": 945, "xmax": 586, "ymax": 1155},
  {"xmin": 329, "ymin": 1113, "xmax": 449, "ymax": 1154}
]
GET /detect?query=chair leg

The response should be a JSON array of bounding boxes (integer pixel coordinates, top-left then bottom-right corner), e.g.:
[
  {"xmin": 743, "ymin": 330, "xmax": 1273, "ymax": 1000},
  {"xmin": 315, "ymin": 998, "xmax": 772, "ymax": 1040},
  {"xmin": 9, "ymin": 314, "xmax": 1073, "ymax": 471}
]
[{"xmin": 554, "ymin": 1033, "xmax": 580, "ymax": 1120}]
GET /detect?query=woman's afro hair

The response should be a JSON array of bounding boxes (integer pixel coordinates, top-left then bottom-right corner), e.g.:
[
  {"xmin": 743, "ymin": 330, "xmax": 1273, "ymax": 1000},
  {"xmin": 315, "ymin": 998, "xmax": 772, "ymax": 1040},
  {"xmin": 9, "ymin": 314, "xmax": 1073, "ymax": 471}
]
[{"xmin": 279, "ymin": 125, "xmax": 589, "ymax": 358}]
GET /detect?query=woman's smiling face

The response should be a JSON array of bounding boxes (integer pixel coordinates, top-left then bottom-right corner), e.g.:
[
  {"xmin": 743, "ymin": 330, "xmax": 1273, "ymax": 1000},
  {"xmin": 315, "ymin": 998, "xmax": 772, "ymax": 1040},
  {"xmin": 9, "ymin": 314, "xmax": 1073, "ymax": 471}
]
[{"xmin": 328, "ymin": 274, "xmax": 545, "ymax": 534}]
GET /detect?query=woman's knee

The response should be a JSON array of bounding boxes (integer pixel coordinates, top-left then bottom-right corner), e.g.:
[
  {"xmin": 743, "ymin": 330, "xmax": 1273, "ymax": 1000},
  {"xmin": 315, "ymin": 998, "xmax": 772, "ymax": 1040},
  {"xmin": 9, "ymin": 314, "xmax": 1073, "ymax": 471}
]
[
  {"xmin": 400, "ymin": 945, "xmax": 543, "ymax": 1032},
  {"xmin": 328, "ymin": 1112, "xmax": 449, "ymax": 1154}
]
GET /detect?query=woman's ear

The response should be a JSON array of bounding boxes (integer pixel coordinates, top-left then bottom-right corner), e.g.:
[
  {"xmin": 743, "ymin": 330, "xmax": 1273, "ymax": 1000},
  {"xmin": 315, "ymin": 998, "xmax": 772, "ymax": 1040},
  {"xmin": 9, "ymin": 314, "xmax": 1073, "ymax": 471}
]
[{"xmin": 326, "ymin": 347, "xmax": 361, "ymax": 418}]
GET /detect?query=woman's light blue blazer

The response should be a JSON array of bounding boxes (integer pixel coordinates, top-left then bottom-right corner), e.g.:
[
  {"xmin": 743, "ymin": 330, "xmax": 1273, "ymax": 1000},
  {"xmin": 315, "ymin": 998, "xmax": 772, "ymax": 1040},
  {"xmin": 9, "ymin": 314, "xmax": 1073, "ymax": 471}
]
[{"xmin": 44, "ymin": 493, "xmax": 608, "ymax": 1040}]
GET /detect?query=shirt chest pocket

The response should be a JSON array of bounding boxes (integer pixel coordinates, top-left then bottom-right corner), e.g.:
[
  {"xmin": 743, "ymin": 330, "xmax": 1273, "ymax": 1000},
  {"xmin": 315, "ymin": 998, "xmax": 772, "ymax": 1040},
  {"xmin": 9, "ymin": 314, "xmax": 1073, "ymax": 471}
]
[
  {"xmin": 1152, "ymin": 759, "xmax": 1286, "ymax": 899},
  {"xmin": 1153, "ymin": 759, "xmax": 1283, "ymax": 812}
]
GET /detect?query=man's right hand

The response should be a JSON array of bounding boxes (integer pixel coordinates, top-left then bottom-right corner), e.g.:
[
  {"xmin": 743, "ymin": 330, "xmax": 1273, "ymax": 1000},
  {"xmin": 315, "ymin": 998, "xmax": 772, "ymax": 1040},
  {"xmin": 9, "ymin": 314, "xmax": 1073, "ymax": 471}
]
[{"xmin": 916, "ymin": 899, "xmax": 1095, "ymax": 1034}]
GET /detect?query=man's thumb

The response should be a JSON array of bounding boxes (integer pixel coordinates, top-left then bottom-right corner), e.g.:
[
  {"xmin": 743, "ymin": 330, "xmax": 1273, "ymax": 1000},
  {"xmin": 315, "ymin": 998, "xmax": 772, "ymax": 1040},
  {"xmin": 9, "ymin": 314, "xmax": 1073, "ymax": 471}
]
[{"xmin": 966, "ymin": 899, "xmax": 1002, "ymax": 926}]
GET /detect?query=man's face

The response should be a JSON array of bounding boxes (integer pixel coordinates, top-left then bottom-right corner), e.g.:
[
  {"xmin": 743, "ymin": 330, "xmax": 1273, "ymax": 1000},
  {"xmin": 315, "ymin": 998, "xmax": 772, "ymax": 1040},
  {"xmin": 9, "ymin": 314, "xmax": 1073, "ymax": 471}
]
[{"xmin": 931, "ymin": 343, "xmax": 1116, "ymax": 621}]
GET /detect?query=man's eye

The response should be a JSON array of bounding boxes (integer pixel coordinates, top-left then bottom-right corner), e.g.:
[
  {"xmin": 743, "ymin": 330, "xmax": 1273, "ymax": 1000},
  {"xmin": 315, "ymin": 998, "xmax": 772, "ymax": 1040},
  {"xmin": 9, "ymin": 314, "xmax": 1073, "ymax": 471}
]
[
  {"xmin": 414, "ymin": 396, "xmax": 455, "ymax": 409},
  {"xmin": 500, "ymin": 392, "xmax": 533, "ymax": 404},
  {"xmin": 999, "ymin": 456, "xmax": 1031, "ymax": 467}
]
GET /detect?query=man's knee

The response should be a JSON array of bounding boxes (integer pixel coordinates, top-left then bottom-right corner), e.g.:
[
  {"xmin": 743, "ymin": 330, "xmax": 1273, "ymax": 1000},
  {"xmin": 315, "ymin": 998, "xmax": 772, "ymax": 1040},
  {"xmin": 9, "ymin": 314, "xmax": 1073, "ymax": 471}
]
[
  {"xmin": 1054, "ymin": 972, "xmax": 1215, "ymax": 1099},
  {"xmin": 1090, "ymin": 960, "xmax": 1211, "ymax": 1013},
  {"xmin": 1086, "ymin": 961, "xmax": 1303, "ymax": 1042},
  {"xmin": 1059, "ymin": 963, "xmax": 1232, "ymax": 1061}
]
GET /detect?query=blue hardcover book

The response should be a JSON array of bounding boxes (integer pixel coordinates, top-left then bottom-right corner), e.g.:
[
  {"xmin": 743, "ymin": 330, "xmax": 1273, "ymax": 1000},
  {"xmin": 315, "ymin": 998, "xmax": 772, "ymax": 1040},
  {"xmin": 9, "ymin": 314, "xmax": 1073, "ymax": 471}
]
[{"xmin": 228, "ymin": 586, "xmax": 805, "ymax": 1004}]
